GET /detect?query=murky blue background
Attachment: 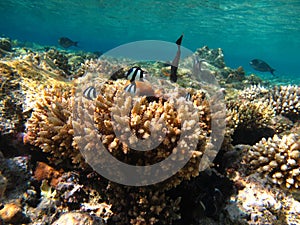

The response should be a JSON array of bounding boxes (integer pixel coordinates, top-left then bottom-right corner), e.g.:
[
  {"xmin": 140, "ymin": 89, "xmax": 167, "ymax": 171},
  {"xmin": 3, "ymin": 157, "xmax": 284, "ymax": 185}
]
[{"xmin": 1, "ymin": 0, "xmax": 299, "ymax": 80}]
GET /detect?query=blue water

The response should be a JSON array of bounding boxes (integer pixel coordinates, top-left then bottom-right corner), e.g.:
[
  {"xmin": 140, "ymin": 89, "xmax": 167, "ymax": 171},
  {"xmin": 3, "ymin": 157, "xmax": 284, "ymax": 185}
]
[{"xmin": 1, "ymin": 0, "xmax": 299, "ymax": 80}]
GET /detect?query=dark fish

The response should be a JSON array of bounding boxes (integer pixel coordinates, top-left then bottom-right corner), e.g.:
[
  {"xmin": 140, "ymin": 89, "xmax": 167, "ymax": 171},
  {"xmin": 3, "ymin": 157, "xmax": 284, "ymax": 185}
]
[
  {"xmin": 170, "ymin": 34, "xmax": 183, "ymax": 82},
  {"xmin": 58, "ymin": 37, "xmax": 78, "ymax": 48},
  {"xmin": 109, "ymin": 68, "xmax": 126, "ymax": 81},
  {"xmin": 249, "ymin": 59, "xmax": 275, "ymax": 75},
  {"xmin": 83, "ymin": 86, "xmax": 97, "ymax": 100}
]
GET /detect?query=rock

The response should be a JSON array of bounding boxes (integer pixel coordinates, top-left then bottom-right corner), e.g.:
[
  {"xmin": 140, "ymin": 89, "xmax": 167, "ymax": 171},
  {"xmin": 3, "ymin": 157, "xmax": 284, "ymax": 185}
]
[
  {"xmin": 0, "ymin": 202, "xmax": 27, "ymax": 224},
  {"xmin": 0, "ymin": 38, "xmax": 12, "ymax": 52},
  {"xmin": 51, "ymin": 212, "xmax": 103, "ymax": 225},
  {"xmin": 0, "ymin": 173, "xmax": 7, "ymax": 198}
]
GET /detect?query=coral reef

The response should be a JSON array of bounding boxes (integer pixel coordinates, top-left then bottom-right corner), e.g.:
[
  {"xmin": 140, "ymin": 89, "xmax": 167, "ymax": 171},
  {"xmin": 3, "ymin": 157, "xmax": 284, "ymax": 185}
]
[
  {"xmin": 244, "ymin": 133, "xmax": 300, "ymax": 192},
  {"xmin": 1, "ymin": 38, "xmax": 300, "ymax": 225},
  {"xmin": 194, "ymin": 46, "xmax": 225, "ymax": 69},
  {"xmin": 224, "ymin": 173, "xmax": 300, "ymax": 225}
]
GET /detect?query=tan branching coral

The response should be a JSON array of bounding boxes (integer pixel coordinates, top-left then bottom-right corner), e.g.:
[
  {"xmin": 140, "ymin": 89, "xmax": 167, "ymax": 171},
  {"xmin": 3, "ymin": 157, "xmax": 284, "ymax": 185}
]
[
  {"xmin": 73, "ymin": 79, "xmax": 211, "ymax": 186},
  {"xmin": 25, "ymin": 85, "xmax": 82, "ymax": 165},
  {"xmin": 244, "ymin": 133, "xmax": 300, "ymax": 192}
]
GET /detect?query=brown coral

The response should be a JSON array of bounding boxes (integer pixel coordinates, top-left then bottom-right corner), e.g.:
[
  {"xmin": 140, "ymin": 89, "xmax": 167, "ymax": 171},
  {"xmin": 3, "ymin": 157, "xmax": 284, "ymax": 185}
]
[
  {"xmin": 25, "ymin": 85, "xmax": 82, "ymax": 165},
  {"xmin": 226, "ymin": 98, "xmax": 275, "ymax": 130},
  {"xmin": 244, "ymin": 133, "xmax": 300, "ymax": 192}
]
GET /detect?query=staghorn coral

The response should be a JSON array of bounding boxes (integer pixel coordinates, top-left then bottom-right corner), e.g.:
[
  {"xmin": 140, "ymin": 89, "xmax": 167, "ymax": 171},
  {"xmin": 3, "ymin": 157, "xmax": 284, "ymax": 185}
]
[{"xmin": 244, "ymin": 133, "xmax": 300, "ymax": 192}]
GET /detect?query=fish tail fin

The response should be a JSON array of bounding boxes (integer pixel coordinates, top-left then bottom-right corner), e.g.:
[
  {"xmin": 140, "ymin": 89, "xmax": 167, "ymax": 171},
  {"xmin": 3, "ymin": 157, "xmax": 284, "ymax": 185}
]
[
  {"xmin": 74, "ymin": 41, "xmax": 79, "ymax": 47},
  {"xmin": 176, "ymin": 34, "xmax": 184, "ymax": 46},
  {"xmin": 271, "ymin": 68, "xmax": 276, "ymax": 75}
]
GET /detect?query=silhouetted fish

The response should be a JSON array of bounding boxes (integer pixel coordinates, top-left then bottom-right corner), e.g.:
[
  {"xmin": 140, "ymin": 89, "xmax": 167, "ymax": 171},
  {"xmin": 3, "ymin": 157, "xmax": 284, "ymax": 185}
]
[
  {"xmin": 58, "ymin": 37, "xmax": 78, "ymax": 48},
  {"xmin": 170, "ymin": 34, "xmax": 183, "ymax": 82},
  {"xmin": 249, "ymin": 59, "xmax": 275, "ymax": 75}
]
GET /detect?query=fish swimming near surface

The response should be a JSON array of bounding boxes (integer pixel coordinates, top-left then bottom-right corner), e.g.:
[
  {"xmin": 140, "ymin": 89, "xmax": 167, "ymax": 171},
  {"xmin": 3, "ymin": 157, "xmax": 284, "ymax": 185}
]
[
  {"xmin": 249, "ymin": 59, "xmax": 275, "ymax": 75},
  {"xmin": 58, "ymin": 37, "xmax": 78, "ymax": 48},
  {"xmin": 83, "ymin": 86, "xmax": 97, "ymax": 100}
]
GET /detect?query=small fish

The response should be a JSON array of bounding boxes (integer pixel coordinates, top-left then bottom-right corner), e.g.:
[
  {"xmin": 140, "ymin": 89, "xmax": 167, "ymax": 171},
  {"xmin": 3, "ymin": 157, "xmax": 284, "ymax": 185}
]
[
  {"xmin": 58, "ymin": 37, "xmax": 78, "ymax": 48},
  {"xmin": 83, "ymin": 86, "xmax": 97, "ymax": 100},
  {"xmin": 185, "ymin": 92, "xmax": 192, "ymax": 101},
  {"xmin": 125, "ymin": 66, "xmax": 144, "ymax": 82},
  {"xmin": 249, "ymin": 59, "xmax": 275, "ymax": 75},
  {"xmin": 124, "ymin": 81, "xmax": 154, "ymax": 96},
  {"xmin": 170, "ymin": 34, "xmax": 183, "ymax": 82}
]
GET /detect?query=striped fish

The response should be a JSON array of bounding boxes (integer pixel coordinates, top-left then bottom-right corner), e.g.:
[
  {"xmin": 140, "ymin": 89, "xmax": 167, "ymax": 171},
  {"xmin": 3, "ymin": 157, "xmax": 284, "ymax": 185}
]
[
  {"xmin": 124, "ymin": 82, "xmax": 137, "ymax": 94},
  {"xmin": 185, "ymin": 92, "xmax": 192, "ymax": 101},
  {"xmin": 125, "ymin": 66, "xmax": 144, "ymax": 82},
  {"xmin": 83, "ymin": 86, "xmax": 97, "ymax": 100},
  {"xmin": 124, "ymin": 81, "xmax": 154, "ymax": 96}
]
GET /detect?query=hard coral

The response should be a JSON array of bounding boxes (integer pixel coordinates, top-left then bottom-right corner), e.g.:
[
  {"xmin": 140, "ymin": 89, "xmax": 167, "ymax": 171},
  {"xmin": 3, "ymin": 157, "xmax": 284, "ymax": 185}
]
[
  {"xmin": 25, "ymin": 85, "xmax": 82, "ymax": 165},
  {"xmin": 71, "ymin": 79, "xmax": 224, "ymax": 224},
  {"xmin": 264, "ymin": 85, "xmax": 300, "ymax": 121},
  {"xmin": 244, "ymin": 133, "xmax": 300, "ymax": 192},
  {"xmin": 239, "ymin": 85, "xmax": 300, "ymax": 121}
]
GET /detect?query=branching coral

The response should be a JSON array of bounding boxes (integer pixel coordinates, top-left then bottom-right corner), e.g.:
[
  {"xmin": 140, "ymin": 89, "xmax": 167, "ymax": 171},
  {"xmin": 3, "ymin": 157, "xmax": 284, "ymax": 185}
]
[
  {"xmin": 244, "ymin": 133, "xmax": 300, "ymax": 192},
  {"xmin": 24, "ymin": 85, "xmax": 82, "ymax": 165},
  {"xmin": 264, "ymin": 85, "xmax": 300, "ymax": 121},
  {"xmin": 226, "ymin": 99, "xmax": 275, "ymax": 130},
  {"xmin": 239, "ymin": 85, "xmax": 300, "ymax": 121}
]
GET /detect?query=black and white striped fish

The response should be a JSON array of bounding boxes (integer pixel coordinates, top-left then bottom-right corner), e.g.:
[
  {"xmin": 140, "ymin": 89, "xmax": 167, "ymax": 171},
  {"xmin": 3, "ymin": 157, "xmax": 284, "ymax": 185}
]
[
  {"xmin": 125, "ymin": 66, "xmax": 144, "ymax": 82},
  {"xmin": 83, "ymin": 86, "xmax": 97, "ymax": 100},
  {"xmin": 185, "ymin": 92, "xmax": 192, "ymax": 101},
  {"xmin": 124, "ymin": 82, "xmax": 137, "ymax": 94},
  {"xmin": 124, "ymin": 80, "xmax": 155, "ymax": 96}
]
